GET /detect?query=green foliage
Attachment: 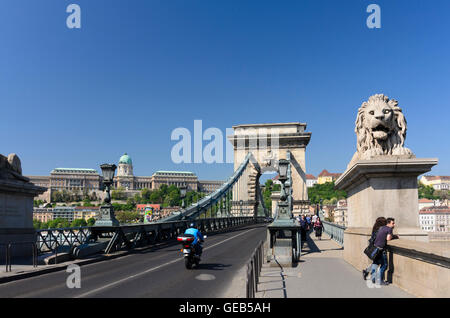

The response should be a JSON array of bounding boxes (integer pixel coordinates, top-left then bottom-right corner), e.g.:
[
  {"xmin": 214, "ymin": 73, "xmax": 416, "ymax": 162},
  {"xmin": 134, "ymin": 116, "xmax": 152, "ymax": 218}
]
[
  {"xmin": 87, "ymin": 217, "xmax": 96, "ymax": 226},
  {"xmin": 308, "ymin": 182, "xmax": 347, "ymax": 205},
  {"xmin": 71, "ymin": 218, "xmax": 87, "ymax": 227},
  {"xmin": 262, "ymin": 179, "xmax": 281, "ymax": 209},
  {"xmin": 34, "ymin": 200, "xmax": 45, "ymax": 207},
  {"xmin": 44, "ymin": 218, "xmax": 71, "ymax": 229},
  {"xmin": 418, "ymin": 182, "xmax": 439, "ymax": 200},
  {"xmin": 33, "ymin": 219, "xmax": 42, "ymax": 229},
  {"xmin": 51, "ymin": 189, "xmax": 98, "ymax": 203},
  {"xmin": 111, "ymin": 187, "xmax": 127, "ymax": 200},
  {"xmin": 115, "ymin": 211, "xmax": 140, "ymax": 224}
]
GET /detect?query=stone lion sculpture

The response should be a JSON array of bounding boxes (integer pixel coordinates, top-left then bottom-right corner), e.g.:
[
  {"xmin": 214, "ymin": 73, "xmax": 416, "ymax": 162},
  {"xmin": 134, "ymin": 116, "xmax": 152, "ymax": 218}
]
[
  {"xmin": 0, "ymin": 153, "xmax": 27, "ymax": 181},
  {"xmin": 349, "ymin": 94, "xmax": 414, "ymax": 166}
]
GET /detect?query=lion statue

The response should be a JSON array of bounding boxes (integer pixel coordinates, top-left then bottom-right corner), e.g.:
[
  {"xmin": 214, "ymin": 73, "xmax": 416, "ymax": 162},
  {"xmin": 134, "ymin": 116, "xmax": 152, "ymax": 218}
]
[{"xmin": 349, "ymin": 94, "xmax": 414, "ymax": 166}]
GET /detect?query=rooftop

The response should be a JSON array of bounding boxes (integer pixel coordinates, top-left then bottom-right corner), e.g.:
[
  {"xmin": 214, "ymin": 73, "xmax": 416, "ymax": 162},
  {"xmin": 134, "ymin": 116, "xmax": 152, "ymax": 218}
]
[
  {"xmin": 51, "ymin": 168, "xmax": 98, "ymax": 174},
  {"xmin": 153, "ymin": 171, "xmax": 196, "ymax": 176},
  {"xmin": 318, "ymin": 169, "xmax": 342, "ymax": 178}
]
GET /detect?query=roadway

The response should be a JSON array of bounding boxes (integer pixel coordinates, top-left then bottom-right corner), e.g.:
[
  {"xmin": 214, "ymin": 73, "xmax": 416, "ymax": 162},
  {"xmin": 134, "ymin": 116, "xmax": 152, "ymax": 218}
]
[{"xmin": 0, "ymin": 224, "xmax": 267, "ymax": 298}]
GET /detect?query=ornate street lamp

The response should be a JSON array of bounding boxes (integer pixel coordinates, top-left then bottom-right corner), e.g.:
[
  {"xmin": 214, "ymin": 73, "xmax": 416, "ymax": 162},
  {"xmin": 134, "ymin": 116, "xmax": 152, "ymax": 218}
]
[
  {"xmin": 100, "ymin": 164, "xmax": 116, "ymax": 204},
  {"xmin": 94, "ymin": 163, "xmax": 119, "ymax": 226},
  {"xmin": 278, "ymin": 159, "xmax": 289, "ymax": 201},
  {"xmin": 278, "ymin": 159, "xmax": 289, "ymax": 184},
  {"xmin": 267, "ymin": 157, "xmax": 301, "ymax": 267}
]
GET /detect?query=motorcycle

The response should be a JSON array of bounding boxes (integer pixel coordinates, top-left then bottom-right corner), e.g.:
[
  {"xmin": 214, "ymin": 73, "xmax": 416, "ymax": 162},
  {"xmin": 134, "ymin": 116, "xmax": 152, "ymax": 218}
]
[{"xmin": 177, "ymin": 234, "xmax": 207, "ymax": 269}]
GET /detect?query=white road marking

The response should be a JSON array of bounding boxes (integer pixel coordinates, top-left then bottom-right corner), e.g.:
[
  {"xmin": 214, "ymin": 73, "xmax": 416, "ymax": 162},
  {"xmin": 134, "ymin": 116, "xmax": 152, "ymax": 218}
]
[
  {"xmin": 75, "ymin": 227, "xmax": 256, "ymax": 298},
  {"xmin": 195, "ymin": 274, "xmax": 216, "ymax": 281}
]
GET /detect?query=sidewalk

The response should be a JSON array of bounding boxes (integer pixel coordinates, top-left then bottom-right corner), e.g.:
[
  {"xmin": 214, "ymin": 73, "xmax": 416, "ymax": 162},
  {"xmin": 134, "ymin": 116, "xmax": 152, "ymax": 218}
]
[{"xmin": 255, "ymin": 232, "xmax": 413, "ymax": 298}]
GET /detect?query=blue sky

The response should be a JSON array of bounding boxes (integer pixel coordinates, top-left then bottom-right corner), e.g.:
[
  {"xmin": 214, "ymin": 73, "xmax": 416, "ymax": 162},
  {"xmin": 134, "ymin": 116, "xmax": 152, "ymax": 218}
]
[{"xmin": 1, "ymin": 0, "xmax": 449, "ymax": 181}]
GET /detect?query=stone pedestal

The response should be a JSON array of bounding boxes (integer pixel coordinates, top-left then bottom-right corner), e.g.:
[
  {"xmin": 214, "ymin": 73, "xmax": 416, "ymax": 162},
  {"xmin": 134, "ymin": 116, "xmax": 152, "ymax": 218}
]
[
  {"xmin": 94, "ymin": 205, "xmax": 120, "ymax": 227},
  {"xmin": 0, "ymin": 178, "xmax": 46, "ymax": 260},
  {"xmin": 335, "ymin": 157, "xmax": 438, "ymax": 270},
  {"xmin": 267, "ymin": 202, "xmax": 301, "ymax": 267}
]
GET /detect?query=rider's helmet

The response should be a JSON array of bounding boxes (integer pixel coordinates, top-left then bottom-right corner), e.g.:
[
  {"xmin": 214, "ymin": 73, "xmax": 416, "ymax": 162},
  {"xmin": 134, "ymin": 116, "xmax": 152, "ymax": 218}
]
[{"xmin": 189, "ymin": 222, "xmax": 196, "ymax": 228}]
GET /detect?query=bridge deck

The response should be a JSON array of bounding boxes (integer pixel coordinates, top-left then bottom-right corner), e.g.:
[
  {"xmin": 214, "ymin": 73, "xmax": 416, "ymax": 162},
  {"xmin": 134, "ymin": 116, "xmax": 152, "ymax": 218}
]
[{"xmin": 256, "ymin": 232, "xmax": 413, "ymax": 298}]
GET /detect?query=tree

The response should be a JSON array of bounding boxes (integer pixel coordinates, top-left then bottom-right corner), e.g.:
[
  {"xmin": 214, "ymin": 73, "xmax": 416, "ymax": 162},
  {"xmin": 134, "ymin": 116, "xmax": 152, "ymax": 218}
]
[
  {"xmin": 115, "ymin": 211, "xmax": 140, "ymax": 224},
  {"xmin": 308, "ymin": 182, "xmax": 347, "ymax": 205},
  {"xmin": 434, "ymin": 190, "xmax": 449, "ymax": 201},
  {"xmin": 418, "ymin": 182, "xmax": 438, "ymax": 200},
  {"xmin": 48, "ymin": 218, "xmax": 70, "ymax": 228},
  {"xmin": 150, "ymin": 190, "xmax": 162, "ymax": 204},
  {"xmin": 111, "ymin": 187, "xmax": 127, "ymax": 200},
  {"xmin": 33, "ymin": 219, "xmax": 42, "ymax": 229},
  {"xmin": 87, "ymin": 217, "xmax": 96, "ymax": 226},
  {"xmin": 83, "ymin": 198, "xmax": 92, "ymax": 207},
  {"xmin": 71, "ymin": 219, "xmax": 87, "ymax": 227},
  {"xmin": 141, "ymin": 188, "xmax": 152, "ymax": 201}
]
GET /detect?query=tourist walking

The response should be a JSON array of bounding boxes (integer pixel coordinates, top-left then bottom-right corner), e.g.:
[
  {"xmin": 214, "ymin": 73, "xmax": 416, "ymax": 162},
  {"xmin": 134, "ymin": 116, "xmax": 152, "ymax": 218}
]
[
  {"xmin": 306, "ymin": 215, "xmax": 311, "ymax": 231},
  {"xmin": 313, "ymin": 217, "xmax": 324, "ymax": 240},
  {"xmin": 362, "ymin": 217, "xmax": 387, "ymax": 282},
  {"xmin": 299, "ymin": 215, "xmax": 308, "ymax": 242}
]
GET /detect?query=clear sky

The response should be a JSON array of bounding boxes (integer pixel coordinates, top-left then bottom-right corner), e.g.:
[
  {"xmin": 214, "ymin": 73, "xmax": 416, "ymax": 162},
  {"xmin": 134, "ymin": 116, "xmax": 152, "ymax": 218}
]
[{"xmin": 1, "ymin": 0, "xmax": 449, "ymax": 181}]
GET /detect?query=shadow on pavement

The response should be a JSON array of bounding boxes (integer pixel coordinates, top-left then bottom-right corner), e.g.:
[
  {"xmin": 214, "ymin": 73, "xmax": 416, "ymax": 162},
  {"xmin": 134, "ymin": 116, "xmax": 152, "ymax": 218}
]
[{"xmin": 196, "ymin": 263, "xmax": 231, "ymax": 271}]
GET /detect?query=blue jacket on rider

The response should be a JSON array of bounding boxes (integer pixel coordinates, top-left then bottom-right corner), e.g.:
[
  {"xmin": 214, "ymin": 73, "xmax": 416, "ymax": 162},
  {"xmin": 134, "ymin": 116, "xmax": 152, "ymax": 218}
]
[{"xmin": 184, "ymin": 227, "xmax": 204, "ymax": 245}]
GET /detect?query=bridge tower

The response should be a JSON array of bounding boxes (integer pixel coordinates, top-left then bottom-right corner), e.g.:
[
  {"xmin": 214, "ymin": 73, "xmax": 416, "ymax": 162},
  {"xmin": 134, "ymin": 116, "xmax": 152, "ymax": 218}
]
[{"xmin": 227, "ymin": 123, "xmax": 311, "ymax": 218}]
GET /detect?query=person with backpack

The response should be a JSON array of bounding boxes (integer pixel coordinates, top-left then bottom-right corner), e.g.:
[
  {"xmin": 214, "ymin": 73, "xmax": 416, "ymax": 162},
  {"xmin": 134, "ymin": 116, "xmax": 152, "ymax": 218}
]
[
  {"xmin": 371, "ymin": 218, "xmax": 396, "ymax": 285},
  {"xmin": 362, "ymin": 217, "xmax": 387, "ymax": 282}
]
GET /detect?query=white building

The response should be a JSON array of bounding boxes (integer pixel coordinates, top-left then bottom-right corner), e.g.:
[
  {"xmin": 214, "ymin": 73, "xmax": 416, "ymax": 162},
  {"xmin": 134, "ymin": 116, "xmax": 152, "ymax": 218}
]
[
  {"xmin": 333, "ymin": 199, "xmax": 348, "ymax": 226},
  {"xmin": 419, "ymin": 207, "xmax": 450, "ymax": 232},
  {"xmin": 418, "ymin": 198, "xmax": 435, "ymax": 210},
  {"xmin": 306, "ymin": 174, "xmax": 317, "ymax": 188}
]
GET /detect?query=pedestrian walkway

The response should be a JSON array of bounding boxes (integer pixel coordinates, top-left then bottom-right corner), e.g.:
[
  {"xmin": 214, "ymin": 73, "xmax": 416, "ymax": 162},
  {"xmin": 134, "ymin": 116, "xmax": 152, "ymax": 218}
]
[{"xmin": 255, "ymin": 232, "xmax": 413, "ymax": 298}]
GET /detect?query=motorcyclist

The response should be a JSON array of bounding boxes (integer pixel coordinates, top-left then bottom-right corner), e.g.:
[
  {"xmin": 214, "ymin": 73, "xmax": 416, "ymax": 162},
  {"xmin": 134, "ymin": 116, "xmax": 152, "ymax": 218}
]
[{"xmin": 184, "ymin": 223, "xmax": 204, "ymax": 257}]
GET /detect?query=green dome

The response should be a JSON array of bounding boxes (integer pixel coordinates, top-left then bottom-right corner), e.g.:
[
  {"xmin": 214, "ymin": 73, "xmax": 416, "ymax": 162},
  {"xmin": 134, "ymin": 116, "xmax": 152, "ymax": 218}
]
[{"xmin": 119, "ymin": 153, "xmax": 132, "ymax": 165}]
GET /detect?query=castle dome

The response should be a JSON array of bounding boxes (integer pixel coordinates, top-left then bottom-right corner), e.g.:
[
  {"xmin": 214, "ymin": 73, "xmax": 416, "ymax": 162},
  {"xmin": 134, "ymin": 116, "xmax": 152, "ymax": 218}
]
[{"xmin": 119, "ymin": 153, "xmax": 132, "ymax": 165}]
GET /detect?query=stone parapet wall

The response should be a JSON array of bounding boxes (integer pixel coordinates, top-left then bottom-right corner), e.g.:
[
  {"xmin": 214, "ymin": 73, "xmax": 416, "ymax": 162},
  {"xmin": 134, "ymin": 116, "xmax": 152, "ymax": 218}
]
[
  {"xmin": 344, "ymin": 228, "xmax": 450, "ymax": 297},
  {"xmin": 387, "ymin": 239, "xmax": 450, "ymax": 297}
]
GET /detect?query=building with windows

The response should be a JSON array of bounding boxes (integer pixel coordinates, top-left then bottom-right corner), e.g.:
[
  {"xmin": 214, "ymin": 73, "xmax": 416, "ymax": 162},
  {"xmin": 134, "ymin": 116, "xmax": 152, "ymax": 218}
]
[
  {"xmin": 74, "ymin": 206, "xmax": 99, "ymax": 221},
  {"xmin": 33, "ymin": 208, "xmax": 53, "ymax": 223},
  {"xmin": 28, "ymin": 168, "xmax": 103, "ymax": 203},
  {"xmin": 52, "ymin": 207, "xmax": 75, "ymax": 222},
  {"xmin": 306, "ymin": 174, "xmax": 318, "ymax": 188},
  {"xmin": 419, "ymin": 175, "xmax": 450, "ymax": 190},
  {"xmin": 419, "ymin": 206, "xmax": 450, "ymax": 232},
  {"xmin": 317, "ymin": 170, "xmax": 342, "ymax": 184},
  {"xmin": 198, "ymin": 180, "xmax": 224, "ymax": 193},
  {"xmin": 333, "ymin": 199, "xmax": 348, "ymax": 226},
  {"xmin": 27, "ymin": 153, "xmax": 225, "ymax": 202},
  {"xmin": 150, "ymin": 171, "xmax": 199, "ymax": 191}
]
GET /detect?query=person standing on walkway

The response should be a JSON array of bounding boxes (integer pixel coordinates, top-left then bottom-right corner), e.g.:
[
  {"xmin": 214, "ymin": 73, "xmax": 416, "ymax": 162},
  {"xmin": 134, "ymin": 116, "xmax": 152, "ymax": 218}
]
[
  {"xmin": 312, "ymin": 214, "xmax": 318, "ymax": 224},
  {"xmin": 299, "ymin": 215, "xmax": 308, "ymax": 242},
  {"xmin": 372, "ymin": 218, "xmax": 396, "ymax": 285},
  {"xmin": 306, "ymin": 215, "xmax": 311, "ymax": 231},
  {"xmin": 313, "ymin": 217, "xmax": 324, "ymax": 240},
  {"xmin": 362, "ymin": 217, "xmax": 387, "ymax": 282}
]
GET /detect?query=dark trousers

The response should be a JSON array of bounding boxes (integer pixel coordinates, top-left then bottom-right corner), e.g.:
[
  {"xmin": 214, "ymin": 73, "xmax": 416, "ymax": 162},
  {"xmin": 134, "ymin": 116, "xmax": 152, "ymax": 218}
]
[{"xmin": 300, "ymin": 228, "xmax": 307, "ymax": 241}]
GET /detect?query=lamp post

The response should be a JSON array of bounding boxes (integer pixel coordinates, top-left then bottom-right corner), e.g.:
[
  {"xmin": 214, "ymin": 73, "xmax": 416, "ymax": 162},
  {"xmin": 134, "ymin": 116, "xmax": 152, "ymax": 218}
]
[
  {"xmin": 180, "ymin": 184, "xmax": 187, "ymax": 209},
  {"xmin": 94, "ymin": 163, "xmax": 120, "ymax": 226},
  {"xmin": 267, "ymin": 158, "xmax": 301, "ymax": 267}
]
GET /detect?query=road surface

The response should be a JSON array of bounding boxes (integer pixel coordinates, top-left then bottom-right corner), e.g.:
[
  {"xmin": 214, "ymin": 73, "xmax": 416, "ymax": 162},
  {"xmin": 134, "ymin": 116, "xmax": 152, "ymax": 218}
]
[{"xmin": 0, "ymin": 224, "xmax": 267, "ymax": 298}]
